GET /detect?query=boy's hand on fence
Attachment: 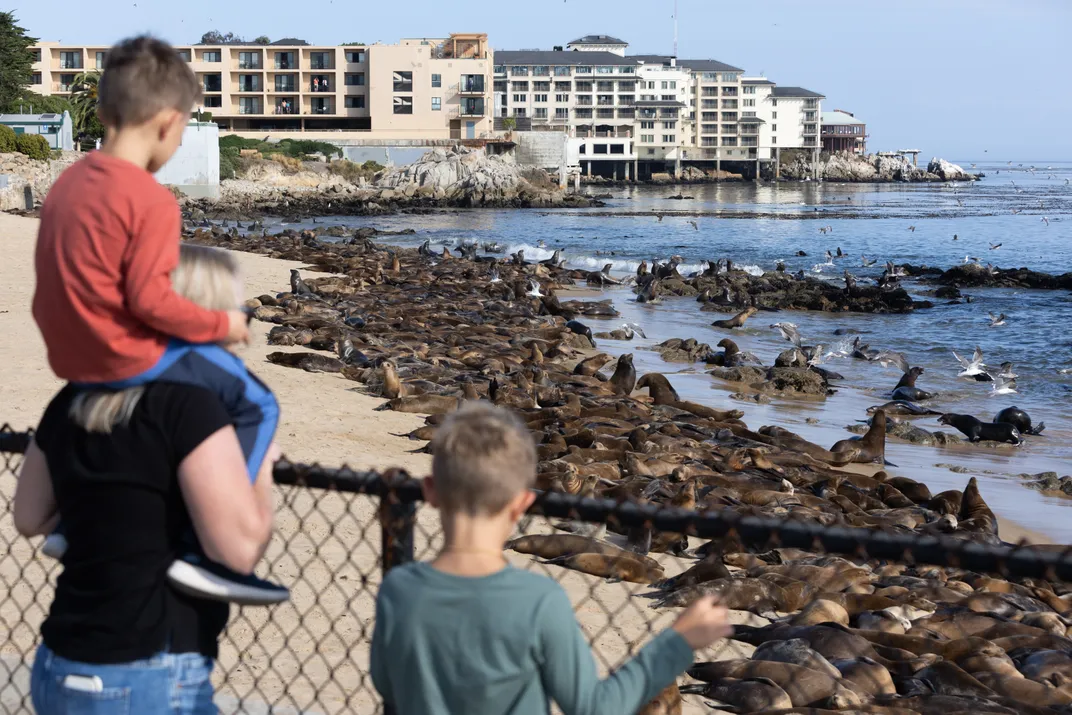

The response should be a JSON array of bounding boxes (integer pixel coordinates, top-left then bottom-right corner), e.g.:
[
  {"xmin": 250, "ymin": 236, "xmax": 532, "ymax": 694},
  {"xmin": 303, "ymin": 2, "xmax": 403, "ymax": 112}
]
[
  {"xmin": 225, "ymin": 310, "xmax": 252, "ymax": 345},
  {"xmin": 671, "ymin": 595, "xmax": 733, "ymax": 650}
]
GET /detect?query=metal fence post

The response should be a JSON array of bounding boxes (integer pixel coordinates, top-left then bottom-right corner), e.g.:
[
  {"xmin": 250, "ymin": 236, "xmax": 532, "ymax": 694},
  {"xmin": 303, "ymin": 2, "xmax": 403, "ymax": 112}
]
[{"xmin": 380, "ymin": 472, "xmax": 417, "ymax": 573}]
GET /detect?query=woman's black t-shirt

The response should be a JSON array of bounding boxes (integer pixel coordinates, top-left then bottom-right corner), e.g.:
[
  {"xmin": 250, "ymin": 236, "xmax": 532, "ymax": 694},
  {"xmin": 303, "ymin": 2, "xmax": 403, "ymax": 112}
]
[{"xmin": 35, "ymin": 383, "xmax": 232, "ymax": 664}]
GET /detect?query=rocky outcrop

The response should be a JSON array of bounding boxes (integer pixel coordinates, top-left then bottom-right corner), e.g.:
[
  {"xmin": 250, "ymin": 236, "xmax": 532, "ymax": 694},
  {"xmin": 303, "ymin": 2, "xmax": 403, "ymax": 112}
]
[
  {"xmin": 0, "ymin": 151, "xmax": 80, "ymax": 211},
  {"xmin": 778, "ymin": 152, "xmax": 979, "ymax": 183},
  {"xmin": 648, "ymin": 338, "xmax": 715, "ymax": 363},
  {"xmin": 693, "ymin": 269, "xmax": 926, "ymax": 314},
  {"xmin": 928, "ymin": 262, "xmax": 1072, "ymax": 290},
  {"xmin": 708, "ymin": 363, "xmax": 833, "ymax": 397}
]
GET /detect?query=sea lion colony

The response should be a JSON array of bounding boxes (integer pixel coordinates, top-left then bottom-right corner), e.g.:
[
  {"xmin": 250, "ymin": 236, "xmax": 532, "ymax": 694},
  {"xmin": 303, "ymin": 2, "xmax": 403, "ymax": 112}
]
[{"xmin": 188, "ymin": 226, "xmax": 1071, "ymax": 715}]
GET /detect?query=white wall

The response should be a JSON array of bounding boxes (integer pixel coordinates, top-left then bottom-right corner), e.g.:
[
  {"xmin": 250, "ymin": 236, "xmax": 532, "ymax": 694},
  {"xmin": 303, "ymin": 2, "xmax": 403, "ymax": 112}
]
[{"xmin": 154, "ymin": 122, "xmax": 219, "ymax": 199}]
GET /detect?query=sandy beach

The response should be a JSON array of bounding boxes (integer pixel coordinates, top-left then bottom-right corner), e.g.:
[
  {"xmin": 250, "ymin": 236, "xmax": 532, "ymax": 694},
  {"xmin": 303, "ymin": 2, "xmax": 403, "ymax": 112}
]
[{"xmin": 0, "ymin": 211, "xmax": 1059, "ymax": 714}]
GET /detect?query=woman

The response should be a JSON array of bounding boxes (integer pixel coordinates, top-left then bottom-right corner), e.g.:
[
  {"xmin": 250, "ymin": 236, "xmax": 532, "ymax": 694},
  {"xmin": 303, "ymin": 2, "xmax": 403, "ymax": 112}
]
[{"xmin": 14, "ymin": 244, "xmax": 277, "ymax": 715}]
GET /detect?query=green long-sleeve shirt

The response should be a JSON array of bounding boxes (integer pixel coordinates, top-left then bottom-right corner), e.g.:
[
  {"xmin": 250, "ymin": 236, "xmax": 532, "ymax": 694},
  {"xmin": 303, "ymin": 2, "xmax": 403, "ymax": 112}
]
[{"xmin": 370, "ymin": 562, "xmax": 694, "ymax": 715}]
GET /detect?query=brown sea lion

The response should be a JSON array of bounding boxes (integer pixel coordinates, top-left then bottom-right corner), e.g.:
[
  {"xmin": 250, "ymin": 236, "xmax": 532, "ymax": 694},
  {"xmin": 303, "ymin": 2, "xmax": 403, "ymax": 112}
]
[
  {"xmin": 668, "ymin": 400, "xmax": 745, "ymax": 421},
  {"xmin": 608, "ymin": 353, "xmax": 637, "ymax": 395},
  {"xmin": 384, "ymin": 394, "xmax": 460, "ymax": 415},
  {"xmin": 266, "ymin": 351, "xmax": 344, "ymax": 373},
  {"xmin": 972, "ymin": 672, "xmax": 1072, "ymax": 708},
  {"xmin": 543, "ymin": 553, "xmax": 664, "ymax": 584},
  {"xmin": 831, "ymin": 409, "xmax": 888, "ymax": 464},
  {"xmin": 636, "ymin": 373, "xmax": 680, "ymax": 404},
  {"xmin": 833, "ymin": 657, "xmax": 897, "ymax": 697},
  {"xmin": 686, "ymin": 660, "xmax": 863, "ymax": 709},
  {"xmin": 679, "ymin": 677, "xmax": 793, "ymax": 711},
  {"xmin": 654, "ymin": 553, "xmax": 731, "ymax": 591},
  {"xmin": 753, "ymin": 638, "xmax": 842, "ymax": 678},
  {"xmin": 912, "ymin": 660, "xmax": 995, "ymax": 698},
  {"xmin": 790, "ymin": 599, "xmax": 850, "ymax": 627},
  {"xmin": 759, "ymin": 426, "xmax": 858, "ymax": 466},
  {"xmin": 574, "ymin": 353, "xmax": 614, "ymax": 377},
  {"xmin": 653, "ymin": 577, "xmax": 799, "ymax": 613},
  {"xmin": 381, "ymin": 360, "xmax": 407, "ymax": 398},
  {"xmin": 711, "ymin": 306, "xmax": 758, "ymax": 330},
  {"xmin": 957, "ymin": 477, "xmax": 998, "ymax": 534},
  {"xmin": 505, "ymin": 534, "xmax": 661, "ymax": 571}
]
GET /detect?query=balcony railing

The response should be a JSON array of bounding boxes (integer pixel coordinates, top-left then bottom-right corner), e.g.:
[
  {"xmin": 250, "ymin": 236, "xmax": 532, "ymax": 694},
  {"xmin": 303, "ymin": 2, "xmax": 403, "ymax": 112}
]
[
  {"xmin": 58, "ymin": 61, "xmax": 83, "ymax": 70},
  {"xmin": 576, "ymin": 98, "xmax": 592, "ymax": 106},
  {"xmin": 459, "ymin": 78, "xmax": 485, "ymax": 94},
  {"xmin": 53, "ymin": 83, "xmax": 72, "ymax": 92},
  {"xmin": 203, "ymin": 84, "xmax": 222, "ymax": 93},
  {"xmin": 238, "ymin": 61, "xmax": 262, "ymax": 70},
  {"xmin": 238, "ymin": 83, "xmax": 261, "ymax": 92},
  {"xmin": 311, "ymin": 106, "xmax": 335, "ymax": 115},
  {"xmin": 597, "ymin": 98, "xmax": 615, "ymax": 106},
  {"xmin": 393, "ymin": 82, "xmax": 413, "ymax": 92},
  {"xmin": 238, "ymin": 105, "xmax": 263, "ymax": 115},
  {"xmin": 274, "ymin": 104, "xmax": 299, "ymax": 115},
  {"xmin": 460, "ymin": 100, "xmax": 485, "ymax": 116},
  {"xmin": 275, "ymin": 61, "xmax": 296, "ymax": 70}
]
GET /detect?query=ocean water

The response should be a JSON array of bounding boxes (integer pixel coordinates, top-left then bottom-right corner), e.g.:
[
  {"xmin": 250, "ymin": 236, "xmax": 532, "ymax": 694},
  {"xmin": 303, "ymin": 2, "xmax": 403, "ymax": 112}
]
[{"xmin": 257, "ymin": 159, "xmax": 1072, "ymax": 539}]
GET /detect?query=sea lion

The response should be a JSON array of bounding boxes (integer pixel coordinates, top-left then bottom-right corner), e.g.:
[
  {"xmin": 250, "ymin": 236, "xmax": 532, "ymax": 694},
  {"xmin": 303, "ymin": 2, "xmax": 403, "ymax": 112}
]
[
  {"xmin": 972, "ymin": 672, "xmax": 1072, "ymax": 708},
  {"xmin": 790, "ymin": 599, "xmax": 850, "ymax": 627},
  {"xmin": 686, "ymin": 660, "xmax": 863, "ymax": 709},
  {"xmin": 752, "ymin": 638, "xmax": 842, "ymax": 678},
  {"xmin": 912, "ymin": 660, "xmax": 996, "ymax": 699},
  {"xmin": 565, "ymin": 319, "xmax": 595, "ymax": 346},
  {"xmin": 384, "ymin": 394, "xmax": 460, "ymax": 415},
  {"xmin": 381, "ymin": 360, "xmax": 406, "ymax": 398},
  {"xmin": 543, "ymin": 553, "xmax": 664, "ymax": 584},
  {"xmin": 608, "ymin": 353, "xmax": 637, "ymax": 395},
  {"xmin": 867, "ymin": 400, "xmax": 942, "ymax": 416},
  {"xmin": 636, "ymin": 373, "xmax": 680, "ymax": 404},
  {"xmin": 653, "ymin": 577, "xmax": 802, "ymax": 613},
  {"xmin": 573, "ymin": 353, "xmax": 613, "ymax": 377},
  {"xmin": 957, "ymin": 477, "xmax": 998, "ymax": 535},
  {"xmin": 679, "ymin": 677, "xmax": 793, "ymax": 711},
  {"xmin": 505, "ymin": 534, "xmax": 661, "ymax": 571},
  {"xmin": 891, "ymin": 366, "xmax": 936, "ymax": 401},
  {"xmin": 938, "ymin": 414, "xmax": 1022, "ymax": 445},
  {"xmin": 290, "ymin": 269, "xmax": 316, "ymax": 296},
  {"xmin": 653, "ymin": 552, "xmax": 731, "ymax": 591},
  {"xmin": 266, "ymin": 351, "xmax": 344, "ymax": 373},
  {"xmin": 833, "ymin": 657, "xmax": 897, "ymax": 697},
  {"xmin": 994, "ymin": 406, "xmax": 1045, "ymax": 436},
  {"xmin": 831, "ymin": 409, "xmax": 890, "ymax": 464},
  {"xmin": 711, "ymin": 306, "xmax": 758, "ymax": 329}
]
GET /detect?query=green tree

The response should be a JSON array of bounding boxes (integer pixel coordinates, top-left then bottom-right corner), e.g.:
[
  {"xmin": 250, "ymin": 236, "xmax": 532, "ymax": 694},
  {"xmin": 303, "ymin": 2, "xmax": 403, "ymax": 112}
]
[
  {"xmin": 69, "ymin": 71, "xmax": 101, "ymax": 137},
  {"xmin": 0, "ymin": 12, "xmax": 37, "ymax": 110},
  {"xmin": 15, "ymin": 132, "xmax": 50, "ymax": 160},
  {"xmin": 3, "ymin": 90, "xmax": 71, "ymax": 114},
  {"xmin": 199, "ymin": 31, "xmax": 244, "ymax": 45},
  {"xmin": 252, "ymin": 35, "xmax": 270, "ymax": 45},
  {"xmin": 0, "ymin": 124, "xmax": 16, "ymax": 152}
]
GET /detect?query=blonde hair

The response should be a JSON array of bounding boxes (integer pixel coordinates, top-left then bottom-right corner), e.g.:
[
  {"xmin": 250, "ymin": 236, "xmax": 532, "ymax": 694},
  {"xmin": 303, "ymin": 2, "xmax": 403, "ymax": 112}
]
[
  {"xmin": 430, "ymin": 402, "xmax": 537, "ymax": 516},
  {"xmin": 70, "ymin": 244, "xmax": 240, "ymax": 433}
]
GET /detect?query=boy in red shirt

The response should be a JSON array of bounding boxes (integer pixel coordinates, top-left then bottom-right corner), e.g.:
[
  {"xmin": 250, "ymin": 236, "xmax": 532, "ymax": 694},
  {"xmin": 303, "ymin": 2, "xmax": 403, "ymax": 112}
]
[{"xmin": 33, "ymin": 36, "xmax": 285, "ymax": 605}]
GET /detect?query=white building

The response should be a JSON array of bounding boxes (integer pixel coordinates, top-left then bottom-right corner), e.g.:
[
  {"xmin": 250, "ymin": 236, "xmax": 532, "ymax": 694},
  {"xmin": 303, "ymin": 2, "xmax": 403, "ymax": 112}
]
[{"xmin": 0, "ymin": 111, "xmax": 74, "ymax": 151}]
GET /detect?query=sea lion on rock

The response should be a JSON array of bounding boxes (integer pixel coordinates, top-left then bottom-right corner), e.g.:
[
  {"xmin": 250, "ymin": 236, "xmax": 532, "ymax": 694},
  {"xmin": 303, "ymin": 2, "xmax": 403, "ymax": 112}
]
[
  {"xmin": 993, "ymin": 406, "xmax": 1045, "ymax": 436},
  {"xmin": 831, "ymin": 409, "xmax": 890, "ymax": 464},
  {"xmin": 542, "ymin": 553, "xmax": 664, "ymax": 584},
  {"xmin": 711, "ymin": 307, "xmax": 758, "ymax": 330},
  {"xmin": 608, "ymin": 353, "xmax": 637, "ymax": 395},
  {"xmin": 938, "ymin": 414, "xmax": 1022, "ymax": 445},
  {"xmin": 565, "ymin": 320, "xmax": 595, "ymax": 346},
  {"xmin": 636, "ymin": 373, "xmax": 680, "ymax": 404}
]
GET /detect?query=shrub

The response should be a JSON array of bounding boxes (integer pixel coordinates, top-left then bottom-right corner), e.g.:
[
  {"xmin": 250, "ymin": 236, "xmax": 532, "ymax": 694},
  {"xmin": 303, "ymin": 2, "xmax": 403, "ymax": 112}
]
[
  {"xmin": 267, "ymin": 153, "xmax": 303, "ymax": 173},
  {"xmin": 0, "ymin": 125, "xmax": 16, "ymax": 153},
  {"xmin": 277, "ymin": 138, "xmax": 341, "ymax": 159},
  {"xmin": 327, "ymin": 159, "xmax": 385, "ymax": 184},
  {"xmin": 15, "ymin": 133, "xmax": 51, "ymax": 160},
  {"xmin": 361, "ymin": 159, "xmax": 384, "ymax": 172}
]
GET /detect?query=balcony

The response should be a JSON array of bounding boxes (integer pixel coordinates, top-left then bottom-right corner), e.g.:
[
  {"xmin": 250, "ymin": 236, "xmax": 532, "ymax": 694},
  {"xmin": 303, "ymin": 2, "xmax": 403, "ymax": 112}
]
[
  {"xmin": 52, "ymin": 83, "xmax": 73, "ymax": 93},
  {"xmin": 721, "ymin": 87, "xmax": 738, "ymax": 96},
  {"xmin": 273, "ymin": 100, "xmax": 299, "ymax": 115},
  {"xmin": 741, "ymin": 137, "xmax": 758, "ymax": 147},
  {"xmin": 575, "ymin": 96, "xmax": 593, "ymax": 106},
  {"xmin": 238, "ymin": 61, "xmax": 261, "ymax": 70},
  {"xmin": 274, "ymin": 61, "xmax": 296, "ymax": 70},
  {"xmin": 597, "ymin": 97, "xmax": 615, "ymax": 106},
  {"xmin": 804, "ymin": 138, "xmax": 817, "ymax": 146},
  {"xmin": 460, "ymin": 98, "xmax": 485, "ymax": 116},
  {"xmin": 238, "ymin": 104, "xmax": 263, "ymax": 115},
  {"xmin": 576, "ymin": 128, "xmax": 632, "ymax": 138},
  {"xmin": 203, "ymin": 81, "xmax": 222, "ymax": 93},
  {"xmin": 459, "ymin": 76, "xmax": 485, "ymax": 94},
  {"xmin": 394, "ymin": 81, "xmax": 413, "ymax": 92}
]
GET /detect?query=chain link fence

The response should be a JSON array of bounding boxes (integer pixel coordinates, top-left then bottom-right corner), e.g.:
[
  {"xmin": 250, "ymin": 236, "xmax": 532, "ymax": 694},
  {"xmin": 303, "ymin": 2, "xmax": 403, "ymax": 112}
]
[{"xmin": 4, "ymin": 423, "xmax": 1072, "ymax": 714}]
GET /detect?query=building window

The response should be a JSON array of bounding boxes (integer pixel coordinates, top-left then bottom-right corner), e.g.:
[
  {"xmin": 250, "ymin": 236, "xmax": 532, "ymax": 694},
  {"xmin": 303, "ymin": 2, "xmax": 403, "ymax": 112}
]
[
  {"xmin": 535, "ymin": 107, "xmax": 547, "ymax": 118},
  {"xmin": 431, "ymin": 73, "xmax": 442, "ymax": 88},
  {"xmin": 663, "ymin": 121, "xmax": 676, "ymax": 129},
  {"xmin": 575, "ymin": 81, "xmax": 592, "ymax": 92},
  {"xmin": 393, "ymin": 71, "xmax": 413, "ymax": 92},
  {"xmin": 772, "ymin": 135, "xmax": 777, "ymax": 143},
  {"xmin": 640, "ymin": 121, "xmax": 654, "ymax": 129},
  {"xmin": 662, "ymin": 134, "xmax": 675, "ymax": 143},
  {"xmin": 346, "ymin": 50, "xmax": 366, "ymax": 63},
  {"xmin": 534, "ymin": 94, "xmax": 548, "ymax": 103},
  {"xmin": 661, "ymin": 95, "xmax": 675, "ymax": 101},
  {"xmin": 720, "ymin": 73, "xmax": 737, "ymax": 82},
  {"xmin": 534, "ymin": 81, "xmax": 550, "ymax": 92},
  {"xmin": 640, "ymin": 134, "xmax": 654, "ymax": 142},
  {"xmin": 742, "ymin": 111, "xmax": 756, "ymax": 118},
  {"xmin": 431, "ymin": 97, "xmax": 441, "ymax": 111},
  {"xmin": 771, "ymin": 99, "xmax": 777, "ymax": 107},
  {"xmin": 533, "ymin": 65, "xmax": 549, "ymax": 76},
  {"xmin": 510, "ymin": 66, "xmax": 529, "ymax": 76},
  {"xmin": 310, "ymin": 52, "xmax": 332, "ymax": 70},
  {"xmin": 647, "ymin": 148, "xmax": 655, "ymax": 155},
  {"xmin": 555, "ymin": 94, "xmax": 569, "ymax": 102},
  {"xmin": 596, "ymin": 66, "xmax": 614, "ymax": 74},
  {"xmin": 743, "ymin": 85, "xmax": 756, "ymax": 94},
  {"xmin": 30, "ymin": 49, "xmax": 40, "ymax": 62},
  {"xmin": 393, "ymin": 96, "xmax": 413, "ymax": 114},
  {"xmin": 238, "ymin": 97, "xmax": 261, "ymax": 115},
  {"xmin": 237, "ymin": 74, "xmax": 261, "ymax": 92},
  {"xmin": 576, "ymin": 65, "xmax": 592, "ymax": 74},
  {"xmin": 95, "ymin": 51, "xmax": 107, "ymax": 69},
  {"xmin": 554, "ymin": 81, "xmax": 570, "ymax": 92},
  {"xmin": 597, "ymin": 108, "xmax": 614, "ymax": 118},
  {"xmin": 511, "ymin": 81, "xmax": 528, "ymax": 91},
  {"xmin": 346, "ymin": 73, "xmax": 365, "ymax": 86},
  {"xmin": 203, "ymin": 96, "xmax": 222, "ymax": 108},
  {"xmin": 515, "ymin": 107, "xmax": 526, "ymax": 117},
  {"xmin": 345, "ymin": 95, "xmax": 365, "ymax": 108},
  {"xmin": 202, "ymin": 73, "xmax": 222, "ymax": 92},
  {"xmin": 619, "ymin": 94, "xmax": 634, "ymax": 105},
  {"xmin": 553, "ymin": 66, "xmax": 570, "ymax": 76},
  {"xmin": 575, "ymin": 108, "xmax": 592, "ymax": 118},
  {"xmin": 30, "ymin": 72, "xmax": 41, "ymax": 85},
  {"xmin": 176, "ymin": 50, "xmax": 190, "ymax": 62},
  {"xmin": 274, "ymin": 52, "xmax": 295, "ymax": 70},
  {"xmin": 59, "ymin": 51, "xmax": 82, "ymax": 69},
  {"xmin": 513, "ymin": 94, "xmax": 527, "ymax": 103},
  {"xmin": 597, "ymin": 81, "xmax": 614, "ymax": 92},
  {"xmin": 772, "ymin": 111, "xmax": 777, "ymax": 119},
  {"xmin": 238, "ymin": 52, "xmax": 260, "ymax": 70},
  {"xmin": 203, "ymin": 50, "xmax": 221, "ymax": 63},
  {"xmin": 275, "ymin": 76, "xmax": 296, "ymax": 92},
  {"xmin": 722, "ymin": 136, "xmax": 737, "ymax": 146},
  {"xmin": 555, "ymin": 108, "xmax": 568, "ymax": 119},
  {"xmin": 461, "ymin": 74, "xmax": 485, "ymax": 93},
  {"xmin": 743, "ymin": 98, "xmax": 755, "ymax": 107},
  {"xmin": 772, "ymin": 124, "xmax": 777, "ymax": 131},
  {"xmin": 620, "ymin": 66, "xmax": 635, "ymax": 73}
]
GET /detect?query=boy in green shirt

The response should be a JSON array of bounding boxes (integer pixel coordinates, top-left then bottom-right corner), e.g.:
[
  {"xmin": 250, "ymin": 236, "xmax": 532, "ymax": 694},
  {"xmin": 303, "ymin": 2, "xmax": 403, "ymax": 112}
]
[{"xmin": 370, "ymin": 402, "xmax": 732, "ymax": 715}]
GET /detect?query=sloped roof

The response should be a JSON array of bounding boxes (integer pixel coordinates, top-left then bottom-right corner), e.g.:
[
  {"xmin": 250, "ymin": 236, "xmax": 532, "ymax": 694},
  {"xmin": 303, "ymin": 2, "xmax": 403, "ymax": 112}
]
[
  {"xmin": 496, "ymin": 50, "xmax": 639, "ymax": 66},
  {"xmin": 628, "ymin": 55, "xmax": 744, "ymax": 73},
  {"xmin": 569, "ymin": 35, "xmax": 628, "ymax": 46},
  {"xmin": 771, "ymin": 86, "xmax": 824, "ymax": 98},
  {"xmin": 821, "ymin": 110, "xmax": 864, "ymax": 125}
]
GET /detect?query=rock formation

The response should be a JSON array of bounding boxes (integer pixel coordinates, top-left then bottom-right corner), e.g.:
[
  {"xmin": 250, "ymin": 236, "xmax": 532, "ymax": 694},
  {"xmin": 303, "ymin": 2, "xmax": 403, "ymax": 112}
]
[{"xmin": 778, "ymin": 152, "xmax": 979, "ymax": 183}]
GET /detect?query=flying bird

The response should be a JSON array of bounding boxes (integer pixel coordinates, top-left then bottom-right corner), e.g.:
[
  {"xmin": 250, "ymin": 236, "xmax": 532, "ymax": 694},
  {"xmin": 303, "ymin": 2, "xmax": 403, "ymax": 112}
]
[
  {"xmin": 1042, "ymin": 217, "xmax": 1050, "ymax": 226},
  {"xmin": 770, "ymin": 322, "xmax": 803, "ymax": 348},
  {"xmin": 617, "ymin": 322, "xmax": 648, "ymax": 339},
  {"xmin": 988, "ymin": 374, "xmax": 1017, "ymax": 396},
  {"xmin": 988, "ymin": 312, "xmax": 1006, "ymax": 327},
  {"xmin": 953, "ymin": 346, "xmax": 986, "ymax": 377},
  {"xmin": 907, "ymin": 226, "xmax": 915, "ymax": 232},
  {"xmin": 861, "ymin": 255, "xmax": 877, "ymax": 267},
  {"xmin": 989, "ymin": 242, "xmax": 1002, "ymax": 250},
  {"xmin": 526, "ymin": 280, "xmax": 543, "ymax": 298},
  {"xmin": 688, "ymin": 220, "xmax": 698, "ymax": 231}
]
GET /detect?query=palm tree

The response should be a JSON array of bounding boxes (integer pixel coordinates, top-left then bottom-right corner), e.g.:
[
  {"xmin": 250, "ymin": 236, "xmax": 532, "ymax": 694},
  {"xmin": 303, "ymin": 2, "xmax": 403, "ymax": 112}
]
[{"xmin": 69, "ymin": 71, "xmax": 100, "ymax": 137}]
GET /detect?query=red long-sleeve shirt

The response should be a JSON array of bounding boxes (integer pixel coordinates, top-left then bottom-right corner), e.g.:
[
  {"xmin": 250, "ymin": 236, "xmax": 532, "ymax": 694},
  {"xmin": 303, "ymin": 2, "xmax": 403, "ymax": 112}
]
[{"xmin": 33, "ymin": 152, "xmax": 229, "ymax": 383}]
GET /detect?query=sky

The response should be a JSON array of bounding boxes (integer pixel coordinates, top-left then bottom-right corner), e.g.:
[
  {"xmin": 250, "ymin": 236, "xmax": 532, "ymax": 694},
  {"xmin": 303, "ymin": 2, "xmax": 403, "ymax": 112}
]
[{"xmin": 14, "ymin": 0, "xmax": 1072, "ymax": 160}]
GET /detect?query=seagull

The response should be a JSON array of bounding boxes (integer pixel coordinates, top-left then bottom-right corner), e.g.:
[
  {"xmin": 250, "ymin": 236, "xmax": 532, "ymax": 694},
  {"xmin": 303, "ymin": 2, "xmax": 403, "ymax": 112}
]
[
  {"xmin": 688, "ymin": 220, "xmax": 698, "ymax": 231},
  {"xmin": 908, "ymin": 226, "xmax": 916, "ymax": 232},
  {"xmin": 654, "ymin": 212, "xmax": 664, "ymax": 222},
  {"xmin": 488, "ymin": 268, "xmax": 501, "ymax": 283},
  {"xmin": 617, "ymin": 322, "xmax": 648, "ymax": 339},
  {"xmin": 963, "ymin": 255, "xmax": 979, "ymax": 264},
  {"xmin": 988, "ymin": 312, "xmax": 1006, "ymax": 327},
  {"xmin": 871, "ymin": 350, "xmax": 909, "ymax": 373},
  {"xmin": 823, "ymin": 250, "xmax": 834, "ymax": 265},
  {"xmin": 771, "ymin": 322, "xmax": 803, "ymax": 348},
  {"xmin": 861, "ymin": 255, "xmax": 877, "ymax": 267},
  {"xmin": 1042, "ymin": 217, "xmax": 1050, "ymax": 226},
  {"xmin": 989, "ymin": 242, "xmax": 1002, "ymax": 250},
  {"xmin": 953, "ymin": 346, "xmax": 986, "ymax": 377},
  {"xmin": 526, "ymin": 280, "xmax": 543, "ymax": 298},
  {"xmin": 989, "ymin": 374, "xmax": 1017, "ymax": 396}
]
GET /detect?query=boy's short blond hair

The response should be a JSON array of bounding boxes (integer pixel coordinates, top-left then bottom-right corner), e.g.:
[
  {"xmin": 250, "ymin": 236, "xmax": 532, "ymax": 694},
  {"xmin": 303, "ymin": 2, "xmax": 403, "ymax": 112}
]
[
  {"xmin": 98, "ymin": 35, "xmax": 201, "ymax": 129},
  {"xmin": 431, "ymin": 402, "xmax": 537, "ymax": 515}
]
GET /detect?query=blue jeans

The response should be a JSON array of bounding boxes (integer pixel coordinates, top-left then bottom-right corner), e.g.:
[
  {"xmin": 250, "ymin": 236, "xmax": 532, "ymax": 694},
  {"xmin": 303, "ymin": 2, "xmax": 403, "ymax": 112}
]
[{"xmin": 31, "ymin": 644, "xmax": 216, "ymax": 715}]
